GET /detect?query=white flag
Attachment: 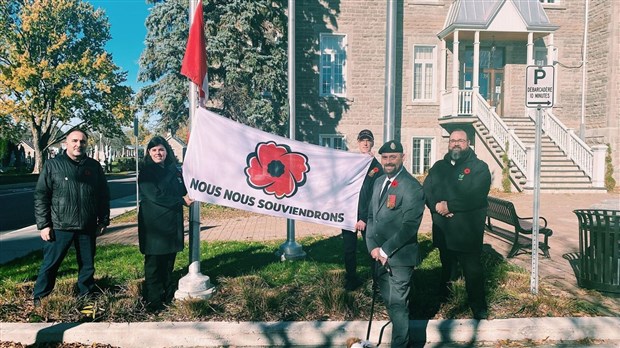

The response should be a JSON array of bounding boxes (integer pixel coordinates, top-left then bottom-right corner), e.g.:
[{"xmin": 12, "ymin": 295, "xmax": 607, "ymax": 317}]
[{"xmin": 183, "ymin": 108, "xmax": 373, "ymax": 230}]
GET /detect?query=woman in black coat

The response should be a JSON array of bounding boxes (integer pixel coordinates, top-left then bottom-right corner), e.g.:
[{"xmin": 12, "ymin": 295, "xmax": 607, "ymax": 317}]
[{"xmin": 138, "ymin": 136, "xmax": 192, "ymax": 311}]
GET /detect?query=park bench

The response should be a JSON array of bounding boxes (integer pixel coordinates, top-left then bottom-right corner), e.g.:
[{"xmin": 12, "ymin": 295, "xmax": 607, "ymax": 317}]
[{"xmin": 485, "ymin": 196, "xmax": 553, "ymax": 258}]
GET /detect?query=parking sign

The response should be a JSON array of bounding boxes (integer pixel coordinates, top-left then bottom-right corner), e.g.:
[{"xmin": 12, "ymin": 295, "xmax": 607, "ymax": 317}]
[{"xmin": 526, "ymin": 66, "xmax": 555, "ymax": 108}]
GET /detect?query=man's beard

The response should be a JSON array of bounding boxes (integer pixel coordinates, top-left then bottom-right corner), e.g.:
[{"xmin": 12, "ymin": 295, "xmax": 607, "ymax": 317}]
[{"xmin": 450, "ymin": 147, "xmax": 466, "ymax": 161}]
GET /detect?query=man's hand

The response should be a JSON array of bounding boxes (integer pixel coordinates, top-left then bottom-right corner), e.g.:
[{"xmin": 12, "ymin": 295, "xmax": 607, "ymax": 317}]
[
  {"xmin": 183, "ymin": 195, "xmax": 195, "ymax": 206},
  {"xmin": 354, "ymin": 219, "xmax": 366, "ymax": 232},
  {"xmin": 95, "ymin": 224, "xmax": 107, "ymax": 237},
  {"xmin": 370, "ymin": 247, "xmax": 381, "ymax": 260},
  {"xmin": 370, "ymin": 247, "xmax": 388, "ymax": 265},
  {"xmin": 40, "ymin": 227, "xmax": 53, "ymax": 241},
  {"xmin": 436, "ymin": 201, "xmax": 453, "ymax": 217}
]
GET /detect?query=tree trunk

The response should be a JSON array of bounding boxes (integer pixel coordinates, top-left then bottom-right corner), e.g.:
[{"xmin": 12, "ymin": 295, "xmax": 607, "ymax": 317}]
[{"xmin": 31, "ymin": 128, "xmax": 46, "ymax": 174}]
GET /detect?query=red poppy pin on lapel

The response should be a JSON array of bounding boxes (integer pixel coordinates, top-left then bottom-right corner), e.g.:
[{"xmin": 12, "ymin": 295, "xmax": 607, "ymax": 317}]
[
  {"xmin": 368, "ymin": 167, "xmax": 379, "ymax": 177},
  {"xmin": 464, "ymin": 168, "xmax": 471, "ymax": 175},
  {"xmin": 391, "ymin": 180, "xmax": 398, "ymax": 187}
]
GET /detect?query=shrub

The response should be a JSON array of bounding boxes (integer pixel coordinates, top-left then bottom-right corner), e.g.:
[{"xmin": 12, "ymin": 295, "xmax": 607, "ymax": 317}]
[
  {"xmin": 604, "ymin": 143, "xmax": 616, "ymax": 192},
  {"xmin": 113, "ymin": 157, "xmax": 137, "ymax": 172},
  {"xmin": 501, "ymin": 142, "xmax": 512, "ymax": 193}
]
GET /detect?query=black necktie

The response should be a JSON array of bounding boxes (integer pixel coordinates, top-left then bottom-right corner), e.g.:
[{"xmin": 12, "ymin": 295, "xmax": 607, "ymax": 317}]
[{"xmin": 380, "ymin": 180, "xmax": 391, "ymax": 202}]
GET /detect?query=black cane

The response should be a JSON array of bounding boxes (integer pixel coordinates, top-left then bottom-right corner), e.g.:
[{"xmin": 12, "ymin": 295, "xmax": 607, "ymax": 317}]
[{"xmin": 366, "ymin": 262, "xmax": 380, "ymax": 341}]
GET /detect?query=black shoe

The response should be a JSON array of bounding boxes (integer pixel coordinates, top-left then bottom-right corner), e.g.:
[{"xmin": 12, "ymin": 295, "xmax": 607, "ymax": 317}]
[
  {"xmin": 473, "ymin": 309, "xmax": 489, "ymax": 320},
  {"xmin": 146, "ymin": 301, "xmax": 164, "ymax": 313},
  {"xmin": 33, "ymin": 298, "xmax": 42, "ymax": 308},
  {"xmin": 344, "ymin": 277, "xmax": 363, "ymax": 291}
]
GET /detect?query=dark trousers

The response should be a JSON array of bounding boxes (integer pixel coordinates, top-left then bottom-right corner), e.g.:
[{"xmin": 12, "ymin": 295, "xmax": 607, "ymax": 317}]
[
  {"xmin": 143, "ymin": 253, "xmax": 177, "ymax": 308},
  {"xmin": 377, "ymin": 264, "xmax": 414, "ymax": 348},
  {"xmin": 33, "ymin": 230, "xmax": 96, "ymax": 299},
  {"xmin": 341, "ymin": 229, "xmax": 366, "ymax": 280},
  {"xmin": 439, "ymin": 248, "xmax": 487, "ymax": 313}
]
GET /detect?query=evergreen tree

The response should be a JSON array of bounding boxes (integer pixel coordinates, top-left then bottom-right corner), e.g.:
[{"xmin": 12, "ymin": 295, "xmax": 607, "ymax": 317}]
[{"xmin": 137, "ymin": 0, "xmax": 288, "ymax": 136}]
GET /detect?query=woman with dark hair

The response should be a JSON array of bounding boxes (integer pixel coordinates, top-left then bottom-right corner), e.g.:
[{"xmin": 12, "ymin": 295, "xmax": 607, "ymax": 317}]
[{"xmin": 138, "ymin": 136, "xmax": 193, "ymax": 311}]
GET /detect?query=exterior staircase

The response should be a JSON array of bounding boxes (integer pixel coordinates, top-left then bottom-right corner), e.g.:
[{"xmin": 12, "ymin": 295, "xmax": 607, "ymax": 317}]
[{"xmin": 475, "ymin": 117, "xmax": 600, "ymax": 192}]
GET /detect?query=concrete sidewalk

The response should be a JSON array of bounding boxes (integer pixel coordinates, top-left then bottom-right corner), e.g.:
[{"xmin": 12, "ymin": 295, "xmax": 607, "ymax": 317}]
[
  {"xmin": 2, "ymin": 317, "xmax": 620, "ymax": 347},
  {"xmin": 0, "ymin": 194, "xmax": 137, "ymax": 265}
]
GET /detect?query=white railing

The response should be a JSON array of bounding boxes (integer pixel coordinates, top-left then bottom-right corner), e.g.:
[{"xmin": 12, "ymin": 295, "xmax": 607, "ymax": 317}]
[
  {"xmin": 529, "ymin": 109, "xmax": 594, "ymax": 178},
  {"xmin": 458, "ymin": 90, "xmax": 473, "ymax": 115},
  {"xmin": 473, "ymin": 93, "xmax": 528, "ymax": 175}
]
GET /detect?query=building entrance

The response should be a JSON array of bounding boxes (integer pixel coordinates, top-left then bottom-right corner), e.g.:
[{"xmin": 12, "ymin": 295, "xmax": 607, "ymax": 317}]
[{"xmin": 462, "ymin": 47, "xmax": 505, "ymax": 115}]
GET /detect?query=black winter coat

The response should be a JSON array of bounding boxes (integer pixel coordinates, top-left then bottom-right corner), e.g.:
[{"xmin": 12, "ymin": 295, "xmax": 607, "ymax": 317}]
[
  {"xmin": 138, "ymin": 163, "xmax": 187, "ymax": 255},
  {"xmin": 423, "ymin": 149, "xmax": 491, "ymax": 252},
  {"xmin": 358, "ymin": 157, "xmax": 383, "ymax": 222},
  {"xmin": 34, "ymin": 153, "xmax": 110, "ymax": 232}
]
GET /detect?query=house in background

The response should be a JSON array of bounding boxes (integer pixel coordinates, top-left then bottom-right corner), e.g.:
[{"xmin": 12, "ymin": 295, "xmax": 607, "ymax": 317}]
[
  {"xmin": 294, "ymin": 0, "xmax": 618, "ymax": 192},
  {"xmin": 166, "ymin": 133, "xmax": 187, "ymax": 163}
]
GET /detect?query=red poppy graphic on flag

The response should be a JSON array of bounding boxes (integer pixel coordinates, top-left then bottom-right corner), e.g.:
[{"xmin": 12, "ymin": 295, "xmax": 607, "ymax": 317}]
[
  {"xmin": 245, "ymin": 142, "xmax": 310, "ymax": 199},
  {"xmin": 180, "ymin": 0, "xmax": 208, "ymax": 98}
]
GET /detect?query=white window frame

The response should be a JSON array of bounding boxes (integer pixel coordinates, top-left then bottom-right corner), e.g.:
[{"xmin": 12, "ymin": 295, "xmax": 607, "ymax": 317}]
[
  {"xmin": 412, "ymin": 45, "xmax": 437, "ymax": 102},
  {"xmin": 319, "ymin": 34, "xmax": 347, "ymax": 97},
  {"xmin": 319, "ymin": 134, "xmax": 345, "ymax": 150},
  {"xmin": 410, "ymin": 137, "xmax": 435, "ymax": 175}
]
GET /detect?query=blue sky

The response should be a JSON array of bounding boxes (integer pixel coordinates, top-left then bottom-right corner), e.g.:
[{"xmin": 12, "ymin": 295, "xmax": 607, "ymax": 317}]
[{"xmin": 87, "ymin": 0, "xmax": 151, "ymax": 92}]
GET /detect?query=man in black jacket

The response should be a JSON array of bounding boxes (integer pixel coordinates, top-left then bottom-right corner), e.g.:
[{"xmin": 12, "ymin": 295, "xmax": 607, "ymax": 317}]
[
  {"xmin": 342, "ymin": 129, "xmax": 383, "ymax": 290},
  {"xmin": 423, "ymin": 129, "xmax": 491, "ymax": 320},
  {"xmin": 33, "ymin": 129, "xmax": 110, "ymax": 303}
]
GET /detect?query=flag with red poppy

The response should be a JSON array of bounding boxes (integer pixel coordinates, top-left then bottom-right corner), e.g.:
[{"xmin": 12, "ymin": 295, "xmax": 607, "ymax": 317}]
[
  {"xmin": 180, "ymin": 0, "xmax": 208, "ymax": 98},
  {"xmin": 182, "ymin": 108, "xmax": 374, "ymax": 231}
]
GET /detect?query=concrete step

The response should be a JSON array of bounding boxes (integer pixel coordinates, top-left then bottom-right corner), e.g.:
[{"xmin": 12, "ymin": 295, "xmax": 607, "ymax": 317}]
[
  {"xmin": 539, "ymin": 176, "xmax": 592, "ymax": 183},
  {"xmin": 476, "ymin": 116, "xmax": 597, "ymax": 192}
]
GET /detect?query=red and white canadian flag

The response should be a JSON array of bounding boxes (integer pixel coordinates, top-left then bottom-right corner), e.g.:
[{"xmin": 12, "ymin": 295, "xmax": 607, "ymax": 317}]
[{"xmin": 181, "ymin": 0, "xmax": 208, "ymax": 99}]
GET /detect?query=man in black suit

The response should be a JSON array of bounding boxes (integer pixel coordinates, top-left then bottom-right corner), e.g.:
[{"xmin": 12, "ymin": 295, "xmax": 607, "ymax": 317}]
[
  {"xmin": 366, "ymin": 140, "xmax": 425, "ymax": 348},
  {"xmin": 342, "ymin": 129, "xmax": 383, "ymax": 290},
  {"xmin": 423, "ymin": 129, "xmax": 491, "ymax": 320}
]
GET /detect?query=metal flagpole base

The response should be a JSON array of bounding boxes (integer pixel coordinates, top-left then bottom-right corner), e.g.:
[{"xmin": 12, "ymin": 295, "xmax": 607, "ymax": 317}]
[
  {"xmin": 174, "ymin": 265, "xmax": 215, "ymax": 300},
  {"xmin": 276, "ymin": 240, "xmax": 306, "ymax": 261}
]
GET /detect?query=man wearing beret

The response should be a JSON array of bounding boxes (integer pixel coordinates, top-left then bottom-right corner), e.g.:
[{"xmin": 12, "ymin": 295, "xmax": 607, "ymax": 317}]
[
  {"xmin": 423, "ymin": 129, "xmax": 491, "ymax": 320},
  {"xmin": 366, "ymin": 140, "xmax": 425, "ymax": 348},
  {"xmin": 342, "ymin": 129, "xmax": 383, "ymax": 291}
]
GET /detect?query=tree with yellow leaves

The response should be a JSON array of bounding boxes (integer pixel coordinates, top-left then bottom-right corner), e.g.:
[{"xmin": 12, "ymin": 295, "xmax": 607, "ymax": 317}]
[{"xmin": 0, "ymin": 0, "xmax": 133, "ymax": 173}]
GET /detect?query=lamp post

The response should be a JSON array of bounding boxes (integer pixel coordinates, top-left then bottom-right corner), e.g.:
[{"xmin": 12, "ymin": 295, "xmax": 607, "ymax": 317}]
[{"xmin": 276, "ymin": 0, "xmax": 306, "ymax": 261}]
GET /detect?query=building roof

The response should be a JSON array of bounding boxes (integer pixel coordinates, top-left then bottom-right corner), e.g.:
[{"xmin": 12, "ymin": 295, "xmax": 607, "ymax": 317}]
[
  {"xmin": 438, "ymin": 0, "xmax": 559, "ymax": 39},
  {"xmin": 165, "ymin": 134, "xmax": 187, "ymax": 148}
]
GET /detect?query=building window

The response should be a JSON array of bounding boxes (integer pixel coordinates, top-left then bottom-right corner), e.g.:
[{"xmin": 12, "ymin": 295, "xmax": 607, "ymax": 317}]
[
  {"xmin": 320, "ymin": 34, "xmax": 346, "ymax": 97},
  {"xmin": 411, "ymin": 137, "xmax": 434, "ymax": 175},
  {"xmin": 319, "ymin": 134, "xmax": 345, "ymax": 150},
  {"xmin": 539, "ymin": 0, "xmax": 558, "ymax": 3},
  {"xmin": 534, "ymin": 47, "xmax": 548, "ymax": 66},
  {"xmin": 413, "ymin": 45, "xmax": 436, "ymax": 101}
]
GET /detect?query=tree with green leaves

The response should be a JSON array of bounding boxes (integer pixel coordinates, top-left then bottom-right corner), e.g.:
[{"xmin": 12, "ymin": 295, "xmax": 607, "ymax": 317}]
[
  {"xmin": 0, "ymin": 0, "xmax": 133, "ymax": 173},
  {"xmin": 137, "ymin": 0, "xmax": 288, "ymax": 136}
]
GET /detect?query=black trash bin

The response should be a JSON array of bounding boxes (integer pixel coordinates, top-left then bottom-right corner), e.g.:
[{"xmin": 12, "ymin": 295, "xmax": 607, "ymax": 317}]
[{"xmin": 573, "ymin": 209, "xmax": 620, "ymax": 294}]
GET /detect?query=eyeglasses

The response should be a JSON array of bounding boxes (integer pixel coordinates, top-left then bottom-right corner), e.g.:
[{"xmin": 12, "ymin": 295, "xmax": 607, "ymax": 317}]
[{"xmin": 449, "ymin": 139, "xmax": 468, "ymax": 144}]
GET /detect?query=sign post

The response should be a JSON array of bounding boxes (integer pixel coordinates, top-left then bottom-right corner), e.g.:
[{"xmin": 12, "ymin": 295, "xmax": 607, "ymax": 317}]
[{"xmin": 525, "ymin": 65, "xmax": 555, "ymax": 295}]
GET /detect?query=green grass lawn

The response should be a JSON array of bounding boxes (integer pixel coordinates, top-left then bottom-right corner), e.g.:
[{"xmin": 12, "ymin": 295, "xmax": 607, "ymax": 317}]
[{"xmin": 0, "ymin": 234, "xmax": 604, "ymax": 324}]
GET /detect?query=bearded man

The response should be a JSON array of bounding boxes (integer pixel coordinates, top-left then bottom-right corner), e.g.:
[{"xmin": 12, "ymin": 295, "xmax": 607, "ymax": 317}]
[{"xmin": 422, "ymin": 129, "xmax": 491, "ymax": 320}]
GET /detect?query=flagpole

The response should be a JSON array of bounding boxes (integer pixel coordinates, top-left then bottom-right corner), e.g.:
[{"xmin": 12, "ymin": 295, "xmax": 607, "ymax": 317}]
[
  {"xmin": 277, "ymin": 0, "xmax": 306, "ymax": 261},
  {"xmin": 175, "ymin": 0, "xmax": 214, "ymax": 300}
]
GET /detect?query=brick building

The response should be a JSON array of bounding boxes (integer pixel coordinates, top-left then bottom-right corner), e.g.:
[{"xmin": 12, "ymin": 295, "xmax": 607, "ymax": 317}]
[{"xmin": 294, "ymin": 0, "xmax": 618, "ymax": 192}]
